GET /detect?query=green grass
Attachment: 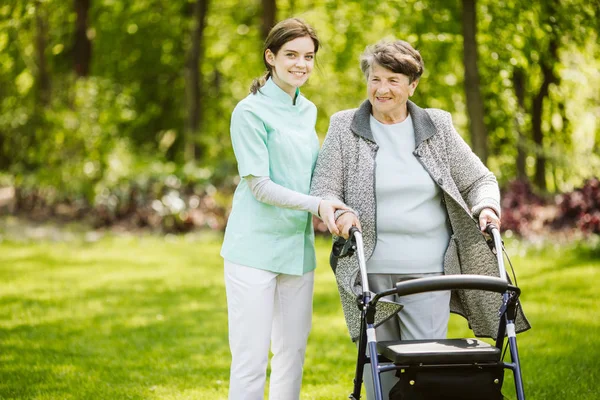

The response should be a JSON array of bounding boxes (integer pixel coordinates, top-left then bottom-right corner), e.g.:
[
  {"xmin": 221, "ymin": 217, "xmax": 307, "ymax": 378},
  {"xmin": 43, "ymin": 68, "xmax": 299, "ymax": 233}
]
[{"xmin": 0, "ymin": 234, "xmax": 599, "ymax": 399}]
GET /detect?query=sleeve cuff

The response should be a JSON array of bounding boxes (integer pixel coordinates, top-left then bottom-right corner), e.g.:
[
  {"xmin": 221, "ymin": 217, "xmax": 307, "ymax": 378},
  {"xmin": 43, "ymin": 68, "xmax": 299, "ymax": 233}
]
[
  {"xmin": 335, "ymin": 209, "xmax": 359, "ymax": 221},
  {"xmin": 309, "ymin": 196, "xmax": 321, "ymax": 216},
  {"xmin": 471, "ymin": 198, "xmax": 501, "ymax": 218}
]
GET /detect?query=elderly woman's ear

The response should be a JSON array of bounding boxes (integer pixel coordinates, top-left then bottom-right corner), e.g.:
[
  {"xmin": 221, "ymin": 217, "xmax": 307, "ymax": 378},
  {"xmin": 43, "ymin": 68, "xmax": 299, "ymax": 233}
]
[{"xmin": 409, "ymin": 79, "xmax": 419, "ymax": 96}]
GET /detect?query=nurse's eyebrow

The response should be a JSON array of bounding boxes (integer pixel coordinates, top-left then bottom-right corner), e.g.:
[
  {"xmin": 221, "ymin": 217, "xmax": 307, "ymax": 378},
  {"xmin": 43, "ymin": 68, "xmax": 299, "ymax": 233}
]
[{"xmin": 284, "ymin": 49, "xmax": 315, "ymax": 55}]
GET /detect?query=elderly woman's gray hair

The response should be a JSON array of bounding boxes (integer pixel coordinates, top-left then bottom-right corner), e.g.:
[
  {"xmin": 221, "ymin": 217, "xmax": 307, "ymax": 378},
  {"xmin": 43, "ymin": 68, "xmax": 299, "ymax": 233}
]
[{"xmin": 360, "ymin": 40, "xmax": 424, "ymax": 83}]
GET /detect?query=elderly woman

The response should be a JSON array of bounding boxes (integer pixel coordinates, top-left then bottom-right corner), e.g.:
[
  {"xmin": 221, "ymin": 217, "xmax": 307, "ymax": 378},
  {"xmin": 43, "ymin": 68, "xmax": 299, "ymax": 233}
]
[{"xmin": 310, "ymin": 40, "xmax": 530, "ymax": 399}]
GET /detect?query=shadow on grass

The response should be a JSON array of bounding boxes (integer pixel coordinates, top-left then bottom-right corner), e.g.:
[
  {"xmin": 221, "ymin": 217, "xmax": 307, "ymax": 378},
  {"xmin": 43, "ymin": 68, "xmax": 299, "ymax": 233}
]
[{"xmin": 0, "ymin": 277, "xmax": 230, "ymax": 399}]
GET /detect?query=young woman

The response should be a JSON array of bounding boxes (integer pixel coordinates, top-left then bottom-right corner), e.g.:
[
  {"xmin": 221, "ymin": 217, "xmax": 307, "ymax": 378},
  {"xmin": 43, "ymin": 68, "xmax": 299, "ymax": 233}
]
[{"xmin": 220, "ymin": 18, "xmax": 346, "ymax": 400}]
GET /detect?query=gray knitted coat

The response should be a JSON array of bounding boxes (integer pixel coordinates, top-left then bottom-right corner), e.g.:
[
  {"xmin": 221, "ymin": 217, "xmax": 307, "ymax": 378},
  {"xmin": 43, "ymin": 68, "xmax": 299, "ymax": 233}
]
[{"xmin": 310, "ymin": 100, "xmax": 530, "ymax": 341}]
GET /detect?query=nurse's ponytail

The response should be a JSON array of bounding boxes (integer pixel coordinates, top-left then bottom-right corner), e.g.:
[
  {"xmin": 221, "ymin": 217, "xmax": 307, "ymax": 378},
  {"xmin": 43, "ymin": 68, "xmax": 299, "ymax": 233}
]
[
  {"xmin": 250, "ymin": 71, "xmax": 272, "ymax": 95},
  {"xmin": 249, "ymin": 17, "xmax": 319, "ymax": 95}
]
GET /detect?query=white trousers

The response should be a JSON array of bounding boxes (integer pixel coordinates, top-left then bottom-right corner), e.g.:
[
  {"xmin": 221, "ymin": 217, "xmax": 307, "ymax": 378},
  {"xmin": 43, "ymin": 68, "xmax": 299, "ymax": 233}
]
[
  {"xmin": 362, "ymin": 273, "xmax": 451, "ymax": 400},
  {"xmin": 224, "ymin": 260, "xmax": 314, "ymax": 400}
]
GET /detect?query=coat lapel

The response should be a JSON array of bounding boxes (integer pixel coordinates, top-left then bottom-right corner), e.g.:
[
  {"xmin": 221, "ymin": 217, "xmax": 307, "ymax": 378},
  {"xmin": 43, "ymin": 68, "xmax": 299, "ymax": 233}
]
[
  {"xmin": 351, "ymin": 100, "xmax": 437, "ymax": 146},
  {"xmin": 409, "ymin": 101, "xmax": 472, "ymax": 217},
  {"xmin": 349, "ymin": 100, "xmax": 375, "ymax": 142},
  {"xmin": 408, "ymin": 100, "xmax": 436, "ymax": 147}
]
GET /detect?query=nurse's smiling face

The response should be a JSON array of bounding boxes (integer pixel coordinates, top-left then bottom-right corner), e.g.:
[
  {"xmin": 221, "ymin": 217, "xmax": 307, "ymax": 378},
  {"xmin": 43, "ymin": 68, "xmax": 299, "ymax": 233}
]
[{"xmin": 266, "ymin": 36, "xmax": 315, "ymax": 98}]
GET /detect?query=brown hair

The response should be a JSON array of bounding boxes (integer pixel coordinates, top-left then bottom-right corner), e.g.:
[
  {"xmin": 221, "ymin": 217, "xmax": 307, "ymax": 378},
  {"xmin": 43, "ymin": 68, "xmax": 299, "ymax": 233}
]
[
  {"xmin": 250, "ymin": 18, "xmax": 320, "ymax": 94},
  {"xmin": 360, "ymin": 40, "xmax": 424, "ymax": 83}
]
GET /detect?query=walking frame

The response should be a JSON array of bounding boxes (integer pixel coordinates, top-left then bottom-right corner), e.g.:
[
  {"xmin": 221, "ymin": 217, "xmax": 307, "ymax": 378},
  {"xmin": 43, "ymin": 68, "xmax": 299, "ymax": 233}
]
[{"xmin": 336, "ymin": 225, "xmax": 526, "ymax": 400}]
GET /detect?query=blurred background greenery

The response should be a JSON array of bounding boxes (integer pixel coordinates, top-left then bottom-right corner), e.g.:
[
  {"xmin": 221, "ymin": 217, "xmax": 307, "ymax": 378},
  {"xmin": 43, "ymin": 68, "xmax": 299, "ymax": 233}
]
[{"xmin": 0, "ymin": 0, "xmax": 599, "ymax": 238}]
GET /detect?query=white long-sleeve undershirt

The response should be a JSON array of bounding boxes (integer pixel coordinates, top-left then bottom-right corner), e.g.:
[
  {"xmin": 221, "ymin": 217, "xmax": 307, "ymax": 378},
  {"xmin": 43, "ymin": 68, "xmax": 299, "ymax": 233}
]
[{"xmin": 245, "ymin": 176, "xmax": 321, "ymax": 216}]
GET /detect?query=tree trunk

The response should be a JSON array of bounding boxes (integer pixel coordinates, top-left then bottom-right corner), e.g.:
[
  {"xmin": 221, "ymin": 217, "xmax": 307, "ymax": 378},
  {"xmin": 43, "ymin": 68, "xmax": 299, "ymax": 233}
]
[
  {"xmin": 512, "ymin": 67, "xmax": 527, "ymax": 180},
  {"xmin": 35, "ymin": 0, "xmax": 50, "ymax": 106},
  {"xmin": 0, "ymin": 125, "xmax": 5, "ymax": 169},
  {"xmin": 74, "ymin": 0, "xmax": 92, "ymax": 77},
  {"xmin": 461, "ymin": 0, "xmax": 488, "ymax": 164},
  {"xmin": 531, "ymin": 34, "xmax": 559, "ymax": 191},
  {"xmin": 261, "ymin": 0, "xmax": 277, "ymax": 41},
  {"xmin": 184, "ymin": 0, "xmax": 209, "ymax": 162},
  {"xmin": 554, "ymin": 101, "xmax": 569, "ymax": 191}
]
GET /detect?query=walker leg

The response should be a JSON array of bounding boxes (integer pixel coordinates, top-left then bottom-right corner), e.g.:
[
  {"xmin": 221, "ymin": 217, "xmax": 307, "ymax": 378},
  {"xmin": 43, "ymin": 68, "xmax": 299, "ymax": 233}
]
[
  {"xmin": 509, "ymin": 333, "xmax": 526, "ymax": 400},
  {"xmin": 350, "ymin": 315, "xmax": 368, "ymax": 399},
  {"xmin": 367, "ymin": 328, "xmax": 384, "ymax": 400}
]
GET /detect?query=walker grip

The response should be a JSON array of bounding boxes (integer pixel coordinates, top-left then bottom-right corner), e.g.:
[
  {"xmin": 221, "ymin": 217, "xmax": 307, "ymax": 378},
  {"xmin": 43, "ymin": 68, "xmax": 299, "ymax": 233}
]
[
  {"xmin": 349, "ymin": 226, "xmax": 360, "ymax": 238},
  {"xmin": 331, "ymin": 230, "xmax": 360, "ymax": 266}
]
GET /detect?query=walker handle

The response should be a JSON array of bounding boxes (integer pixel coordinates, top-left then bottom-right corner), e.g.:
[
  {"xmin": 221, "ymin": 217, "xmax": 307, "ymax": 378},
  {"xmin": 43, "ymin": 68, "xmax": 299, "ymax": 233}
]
[
  {"xmin": 368, "ymin": 275, "xmax": 520, "ymax": 305},
  {"xmin": 485, "ymin": 224, "xmax": 507, "ymax": 281},
  {"xmin": 348, "ymin": 226, "xmax": 360, "ymax": 239},
  {"xmin": 349, "ymin": 228, "xmax": 370, "ymax": 295},
  {"xmin": 332, "ymin": 231, "xmax": 357, "ymax": 258}
]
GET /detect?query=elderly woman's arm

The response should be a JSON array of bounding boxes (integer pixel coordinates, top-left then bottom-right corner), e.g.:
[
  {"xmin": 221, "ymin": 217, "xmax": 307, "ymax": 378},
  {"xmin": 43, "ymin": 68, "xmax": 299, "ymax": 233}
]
[
  {"xmin": 445, "ymin": 115, "xmax": 501, "ymax": 222},
  {"xmin": 311, "ymin": 116, "xmax": 346, "ymax": 204},
  {"xmin": 310, "ymin": 114, "xmax": 359, "ymax": 234}
]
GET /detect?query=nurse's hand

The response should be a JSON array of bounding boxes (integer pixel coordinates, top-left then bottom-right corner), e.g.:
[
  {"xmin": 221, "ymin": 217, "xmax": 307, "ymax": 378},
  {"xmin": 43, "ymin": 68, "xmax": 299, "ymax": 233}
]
[
  {"xmin": 336, "ymin": 212, "xmax": 362, "ymax": 239},
  {"xmin": 479, "ymin": 208, "xmax": 501, "ymax": 233},
  {"xmin": 319, "ymin": 200, "xmax": 349, "ymax": 236}
]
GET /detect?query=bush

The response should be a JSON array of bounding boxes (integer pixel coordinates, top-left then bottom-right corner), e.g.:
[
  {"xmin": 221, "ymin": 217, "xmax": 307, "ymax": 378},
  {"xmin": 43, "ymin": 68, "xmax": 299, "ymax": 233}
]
[
  {"xmin": 7, "ymin": 145, "xmax": 233, "ymax": 234},
  {"xmin": 500, "ymin": 179, "xmax": 550, "ymax": 237},
  {"xmin": 91, "ymin": 161, "xmax": 231, "ymax": 233},
  {"xmin": 553, "ymin": 178, "xmax": 600, "ymax": 234}
]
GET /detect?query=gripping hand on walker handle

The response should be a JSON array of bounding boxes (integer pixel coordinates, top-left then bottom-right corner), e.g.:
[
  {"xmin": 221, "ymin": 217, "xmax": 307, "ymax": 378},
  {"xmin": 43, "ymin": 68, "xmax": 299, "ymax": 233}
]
[
  {"xmin": 336, "ymin": 212, "xmax": 362, "ymax": 239},
  {"xmin": 479, "ymin": 207, "xmax": 501, "ymax": 233},
  {"xmin": 319, "ymin": 200, "xmax": 350, "ymax": 236}
]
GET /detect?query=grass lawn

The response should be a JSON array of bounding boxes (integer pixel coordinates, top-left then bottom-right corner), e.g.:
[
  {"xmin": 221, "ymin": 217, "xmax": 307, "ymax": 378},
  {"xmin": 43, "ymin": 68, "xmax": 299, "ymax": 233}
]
[{"xmin": 0, "ymin": 232, "xmax": 599, "ymax": 399}]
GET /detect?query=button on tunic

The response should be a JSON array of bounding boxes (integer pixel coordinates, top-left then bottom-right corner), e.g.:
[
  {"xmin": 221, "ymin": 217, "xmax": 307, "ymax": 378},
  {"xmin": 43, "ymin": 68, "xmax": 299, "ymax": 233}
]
[{"xmin": 221, "ymin": 78, "xmax": 320, "ymax": 275}]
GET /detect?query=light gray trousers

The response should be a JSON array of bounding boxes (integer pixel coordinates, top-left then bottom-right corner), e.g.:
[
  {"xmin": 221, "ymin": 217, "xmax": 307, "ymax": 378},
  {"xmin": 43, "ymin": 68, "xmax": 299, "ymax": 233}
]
[{"xmin": 361, "ymin": 273, "xmax": 451, "ymax": 400}]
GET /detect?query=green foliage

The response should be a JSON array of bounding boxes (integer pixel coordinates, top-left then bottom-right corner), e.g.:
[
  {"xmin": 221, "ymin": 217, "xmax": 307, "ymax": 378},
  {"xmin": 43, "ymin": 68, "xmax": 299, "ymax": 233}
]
[
  {"xmin": 2, "ymin": 76, "xmax": 135, "ymax": 202},
  {"xmin": 476, "ymin": 0, "xmax": 600, "ymax": 189},
  {"xmin": 0, "ymin": 0, "xmax": 598, "ymax": 202}
]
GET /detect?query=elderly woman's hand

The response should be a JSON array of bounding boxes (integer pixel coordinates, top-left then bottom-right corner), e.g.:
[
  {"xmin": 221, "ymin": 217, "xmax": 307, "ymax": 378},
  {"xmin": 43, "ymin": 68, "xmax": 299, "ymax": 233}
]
[
  {"xmin": 336, "ymin": 212, "xmax": 362, "ymax": 239},
  {"xmin": 319, "ymin": 200, "xmax": 349, "ymax": 236},
  {"xmin": 478, "ymin": 208, "xmax": 501, "ymax": 233}
]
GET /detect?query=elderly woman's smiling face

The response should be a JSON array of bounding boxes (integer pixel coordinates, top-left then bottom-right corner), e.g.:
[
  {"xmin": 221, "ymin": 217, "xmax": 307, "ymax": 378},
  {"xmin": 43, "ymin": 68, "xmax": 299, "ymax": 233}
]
[{"xmin": 367, "ymin": 62, "xmax": 418, "ymax": 123}]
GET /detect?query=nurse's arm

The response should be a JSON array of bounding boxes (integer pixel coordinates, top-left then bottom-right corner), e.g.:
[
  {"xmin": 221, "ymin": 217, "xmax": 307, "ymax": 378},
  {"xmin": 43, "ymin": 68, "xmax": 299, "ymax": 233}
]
[
  {"xmin": 246, "ymin": 175, "xmax": 321, "ymax": 214},
  {"xmin": 246, "ymin": 176, "xmax": 347, "ymax": 235}
]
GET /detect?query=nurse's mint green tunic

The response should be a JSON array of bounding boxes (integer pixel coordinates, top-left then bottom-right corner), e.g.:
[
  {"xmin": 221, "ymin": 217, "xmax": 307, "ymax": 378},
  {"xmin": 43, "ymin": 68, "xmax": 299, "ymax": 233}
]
[{"xmin": 220, "ymin": 78, "xmax": 320, "ymax": 276}]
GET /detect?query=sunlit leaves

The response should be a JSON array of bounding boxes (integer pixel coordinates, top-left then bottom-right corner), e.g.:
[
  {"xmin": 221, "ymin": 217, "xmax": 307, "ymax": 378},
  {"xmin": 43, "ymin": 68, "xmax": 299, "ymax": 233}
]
[{"xmin": 0, "ymin": 0, "xmax": 598, "ymax": 197}]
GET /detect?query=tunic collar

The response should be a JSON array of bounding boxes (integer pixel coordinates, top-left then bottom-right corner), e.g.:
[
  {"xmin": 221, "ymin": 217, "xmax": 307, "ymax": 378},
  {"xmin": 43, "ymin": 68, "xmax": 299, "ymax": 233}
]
[{"xmin": 261, "ymin": 77, "xmax": 301, "ymax": 106}]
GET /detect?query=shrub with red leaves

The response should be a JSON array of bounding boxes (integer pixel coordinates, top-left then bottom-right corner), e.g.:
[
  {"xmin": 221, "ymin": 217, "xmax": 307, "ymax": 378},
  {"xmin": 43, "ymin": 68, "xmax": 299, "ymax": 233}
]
[
  {"xmin": 553, "ymin": 178, "xmax": 600, "ymax": 234},
  {"xmin": 500, "ymin": 179, "xmax": 549, "ymax": 236}
]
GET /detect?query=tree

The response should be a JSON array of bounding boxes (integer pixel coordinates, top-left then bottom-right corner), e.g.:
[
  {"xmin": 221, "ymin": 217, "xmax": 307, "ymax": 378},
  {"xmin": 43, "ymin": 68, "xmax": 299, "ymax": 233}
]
[
  {"xmin": 477, "ymin": 0, "xmax": 598, "ymax": 190},
  {"xmin": 261, "ymin": 0, "xmax": 276, "ymax": 40},
  {"xmin": 184, "ymin": 0, "xmax": 210, "ymax": 162},
  {"xmin": 461, "ymin": 0, "xmax": 488, "ymax": 164},
  {"xmin": 35, "ymin": 0, "xmax": 50, "ymax": 106},
  {"xmin": 73, "ymin": 0, "xmax": 91, "ymax": 77},
  {"xmin": 526, "ymin": 0, "xmax": 567, "ymax": 191},
  {"xmin": 512, "ymin": 67, "xmax": 527, "ymax": 180}
]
